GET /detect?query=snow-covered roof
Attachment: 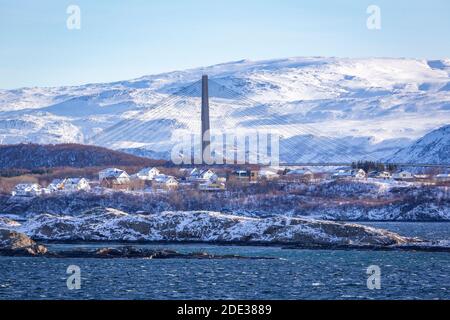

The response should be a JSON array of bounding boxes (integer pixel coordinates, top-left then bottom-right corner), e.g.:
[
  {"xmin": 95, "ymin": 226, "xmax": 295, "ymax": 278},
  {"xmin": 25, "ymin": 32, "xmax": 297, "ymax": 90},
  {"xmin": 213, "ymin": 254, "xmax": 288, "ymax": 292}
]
[
  {"xmin": 99, "ymin": 168, "xmax": 129, "ymax": 179},
  {"xmin": 189, "ymin": 168, "xmax": 200, "ymax": 176},
  {"xmin": 393, "ymin": 170, "xmax": 412, "ymax": 174},
  {"xmin": 49, "ymin": 178, "xmax": 66, "ymax": 185},
  {"xmin": 333, "ymin": 169, "xmax": 365, "ymax": 177},
  {"xmin": 287, "ymin": 169, "xmax": 313, "ymax": 175},
  {"xmin": 14, "ymin": 183, "xmax": 41, "ymax": 191},
  {"xmin": 259, "ymin": 169, "xmax": 279, "ymax": 176},
  {"xmin": 154, "ymin": 174, "xmax": 178, "ymax": 184},
  {"xmin": 333, "ymin": 170, "xmax": 352, "ymax": 177},
  {"xmin": 188, "ymin": 168, "xmax": 216, "ymax": 179},
  {"xmin": 138, "ymin": 167, "xmax": 159, "ymax": 175},
  {"xmin": 65, "ymin": 178, "xmax": 88, "ymax": 184}
]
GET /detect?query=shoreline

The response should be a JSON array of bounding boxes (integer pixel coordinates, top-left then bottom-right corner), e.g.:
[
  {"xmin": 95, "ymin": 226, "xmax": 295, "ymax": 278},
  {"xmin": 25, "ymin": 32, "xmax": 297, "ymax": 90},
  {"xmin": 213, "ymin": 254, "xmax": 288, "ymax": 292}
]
[
  {"xmin": 2, "ymin": 212, "xmax": 450, "ymax": 223},
  {"xmin": 37, "ymin": 239, "xmax": 450, "ymax": 253}
]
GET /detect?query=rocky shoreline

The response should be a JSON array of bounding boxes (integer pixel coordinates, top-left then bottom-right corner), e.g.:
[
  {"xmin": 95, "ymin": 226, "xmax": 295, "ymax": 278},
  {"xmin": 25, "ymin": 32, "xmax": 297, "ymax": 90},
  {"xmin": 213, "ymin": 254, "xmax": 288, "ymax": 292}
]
[
  {"xmin": 0, "ymin": 230, "xmax": 275, "ymax": 259},
  {"xmin": 2, "ymin": 228, "xmax": 450, "ymax": 259}
]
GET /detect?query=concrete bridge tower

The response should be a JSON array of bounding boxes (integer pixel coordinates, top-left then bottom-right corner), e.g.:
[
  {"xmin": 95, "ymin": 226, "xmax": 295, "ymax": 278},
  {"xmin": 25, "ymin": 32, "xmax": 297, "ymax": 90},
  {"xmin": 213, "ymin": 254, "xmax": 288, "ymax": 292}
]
[{"xmin": 201, "ymin": 75, "xmax": 211, "ymax": 164}]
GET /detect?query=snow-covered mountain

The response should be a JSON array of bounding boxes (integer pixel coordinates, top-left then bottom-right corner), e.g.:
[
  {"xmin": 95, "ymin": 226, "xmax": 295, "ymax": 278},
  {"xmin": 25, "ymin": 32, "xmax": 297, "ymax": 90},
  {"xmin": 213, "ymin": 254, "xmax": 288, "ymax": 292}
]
[
  {"xmin": 388, "ymin": 125, "xmax": 450, "ymax": 164},
  {"xmin": 0, "ymin": 57, "xmax": 449, "ymax": 162}
]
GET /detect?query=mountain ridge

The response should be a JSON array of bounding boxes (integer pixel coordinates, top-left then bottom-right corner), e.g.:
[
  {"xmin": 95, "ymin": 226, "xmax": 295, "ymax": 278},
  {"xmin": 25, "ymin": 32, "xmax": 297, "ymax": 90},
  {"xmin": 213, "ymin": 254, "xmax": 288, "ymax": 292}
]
[
  {"xmin": 0, "ymin": 57, "xmax": 449, "ymax": 163},
  {"xmin": 0, "ymin": 143, "xmax": 164, "ymax": 170},
  {"xmin": 388, "ymin": 125, "xmax": 450, "ymax": 164}
]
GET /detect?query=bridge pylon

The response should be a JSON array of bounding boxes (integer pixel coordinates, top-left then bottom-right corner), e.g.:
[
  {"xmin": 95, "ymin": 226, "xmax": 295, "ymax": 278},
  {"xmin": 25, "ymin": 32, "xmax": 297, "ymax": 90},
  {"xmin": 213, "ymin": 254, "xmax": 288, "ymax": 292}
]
[{"xmin": 201, "ymin": 75, "xmax": 211, "ymax": 164}]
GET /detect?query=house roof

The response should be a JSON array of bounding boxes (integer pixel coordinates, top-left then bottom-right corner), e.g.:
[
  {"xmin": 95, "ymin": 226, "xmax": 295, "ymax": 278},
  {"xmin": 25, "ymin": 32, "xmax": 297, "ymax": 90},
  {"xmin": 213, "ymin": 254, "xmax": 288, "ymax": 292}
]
[
  {"xmin": 15, "ymin": 183, "xmax": 41, "ymax": 191},
  {"xmin": 333, "ymin": 169, "xmax": 365, "ymax": 177},
  {"xmin": 333, "ymin": 170, "xmax": 352, "ymax": 177},
  {"xmin": 287, "ymin": 169, "xmax": 313, "ymax": 175},
  {"xmin": 189, "ymin": 168, "xmax": 215, "ymax": 178},
  {"xmin": 138, "ymin": 167, "xmax": 159, "ymax": 175},
  {"xmin": 259, "ymin": 169, "xmax": 279, "ymax": 176},
  {"xmin": 66, "ymin": 178, "xmax": 88, "ymax": 184},
  {"xmin": 154, "ymin": 174, "xmax": 177, "ymax": 183},
  {"xmin": 393, "ymin": 170, "xmax": 411, "ymax": 174},
  {"xmin": 100, "ymin": 168, "xmax": 129, "ymax": 178},
  {"xmin": 189, "ymin": 168, "xmax": 200, "ymax": 176},
  {"xmin": 49, "ymin": 178, "xmax": 66, "ymax": 185}
]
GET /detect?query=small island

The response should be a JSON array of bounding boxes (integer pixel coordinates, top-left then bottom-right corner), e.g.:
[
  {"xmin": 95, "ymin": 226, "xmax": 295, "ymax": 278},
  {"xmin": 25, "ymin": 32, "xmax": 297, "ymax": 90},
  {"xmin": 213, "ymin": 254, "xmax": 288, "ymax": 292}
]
[{"xmin": 1, "ymin": 208, "xmax": 449, "ymax": 258}]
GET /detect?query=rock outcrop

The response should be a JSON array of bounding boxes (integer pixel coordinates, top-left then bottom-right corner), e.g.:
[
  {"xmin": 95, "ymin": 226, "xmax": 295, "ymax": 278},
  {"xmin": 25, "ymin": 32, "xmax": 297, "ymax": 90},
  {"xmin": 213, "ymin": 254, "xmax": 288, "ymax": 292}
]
[
  {"xmin": 16, "ymin": 208, "xmax": 415, "ymax": 246},
  {"xmin": 0, "ymin": 229, "xmax": 48, "ymax": 256},
  {"xmin": 0, "ymin": 230, "xmax": 272, "ymax": 259},
  {"xmin": 52, "ymin": 247, "xmax": 273, "ymax": 260}
]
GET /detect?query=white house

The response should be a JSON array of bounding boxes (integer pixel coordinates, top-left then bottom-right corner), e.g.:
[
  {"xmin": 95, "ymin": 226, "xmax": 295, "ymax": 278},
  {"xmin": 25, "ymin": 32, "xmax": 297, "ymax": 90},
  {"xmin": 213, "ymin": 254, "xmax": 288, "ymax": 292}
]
[
  {"xmin": 64, "ymin": 178, "xmax": 91, "ymax": 192},
  {"xmin": 286, "ymin": 168, "xmax": 314, "ymax": 178},
  {"xmin": 333, "ymin": 169, "xmax": 366, "ymax": 180},
  {"xmin": 354, "ymin": 169, "xmax": 366, "ymax": 179},
  {"xmin": 136, "ymin": 167, "xmax": 160, "ymax": 181},
  {"xmin": 258, "ymin": 168, "xmax": 280, "ymax": 180},
  {"xmin": 48, "ymin": 178, "xmax": 91, "ymax": 193},
  {"xmin": 188, "ymin": 169, "xmax": 218, "ymax": 183},
  {"xmin": 202, "ymin": 169, "xmax": 218, "ymax": 181},
  {"xmin": 12, "ymin": 183, "xmax": 42, "ymax": 197},
  {"xmin": 436, "ymin": 174, "xmax": 450, "ymax": 182},
  {"xmin": 48, "ymin": 179, "xmax": 66, "ymax": 192},
  {"xmin": 393, "ymin": 170, "xmax": 414, "ymax": 181},
  {"xmin": 377, "ymin": 171, "xmax": 392, "ymax": 180},
  {"xmin": 235, "ymin": 170, "xmax": 249, "ymax": 178},
  {"xmin": 152, "ymin": 174, "xmax": 179, "ymax": 190},
  {"xmin": 188, "ymin": 168, "xmax": 201, "ymax": 178},
  {"xmin": 99, "ymin": 168, "xmax": 130, "ymax": 184}
]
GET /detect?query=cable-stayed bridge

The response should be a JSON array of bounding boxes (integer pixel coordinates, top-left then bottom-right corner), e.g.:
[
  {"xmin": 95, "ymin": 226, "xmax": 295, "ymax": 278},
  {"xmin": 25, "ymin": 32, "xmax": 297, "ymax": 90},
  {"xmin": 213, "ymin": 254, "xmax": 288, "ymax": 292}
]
[{"xmin": 88, "ymin": 76, "xmax": 449, "ymax": 168}]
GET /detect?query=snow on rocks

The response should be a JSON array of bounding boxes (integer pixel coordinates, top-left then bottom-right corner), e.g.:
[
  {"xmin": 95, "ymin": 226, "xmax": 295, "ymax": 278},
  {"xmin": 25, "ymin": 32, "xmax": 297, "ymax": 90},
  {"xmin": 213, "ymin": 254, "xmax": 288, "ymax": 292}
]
[
  {"xmin": 14, "ymin": 208, "xmax": 412, "ymax": 246},
  {"xmin": 0, "ymin": 217, "xmax": 21, "ymax": 228}
]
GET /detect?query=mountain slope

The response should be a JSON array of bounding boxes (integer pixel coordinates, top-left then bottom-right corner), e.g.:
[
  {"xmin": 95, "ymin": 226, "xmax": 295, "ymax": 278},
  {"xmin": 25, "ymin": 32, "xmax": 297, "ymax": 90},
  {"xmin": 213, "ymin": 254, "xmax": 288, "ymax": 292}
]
[
  {"xmin": 388, "ymin": 125, "xmax": 450, "ymax": 164},
  {"xmin": 0, "ymin": 144, "xmax": 164, "ymax": 169},
  {"xmin": 1, "ymin": 57, "xmax": 449, "ymax": 162}
]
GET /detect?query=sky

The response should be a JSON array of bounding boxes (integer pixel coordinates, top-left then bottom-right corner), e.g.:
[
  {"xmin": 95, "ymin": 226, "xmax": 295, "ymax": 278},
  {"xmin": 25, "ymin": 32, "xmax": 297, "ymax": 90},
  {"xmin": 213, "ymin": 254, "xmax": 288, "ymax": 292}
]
[{"xmin": 0, "ymin": 0, "xmax": 449, "ymax": 89}]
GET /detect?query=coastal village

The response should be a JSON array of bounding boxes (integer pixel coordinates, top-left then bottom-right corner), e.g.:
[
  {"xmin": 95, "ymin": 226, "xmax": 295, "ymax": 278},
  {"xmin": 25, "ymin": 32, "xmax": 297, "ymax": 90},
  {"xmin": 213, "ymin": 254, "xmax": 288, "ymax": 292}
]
[{"xmin": 10, "ymin": 165, "xmax": 450, "ymax": 199}]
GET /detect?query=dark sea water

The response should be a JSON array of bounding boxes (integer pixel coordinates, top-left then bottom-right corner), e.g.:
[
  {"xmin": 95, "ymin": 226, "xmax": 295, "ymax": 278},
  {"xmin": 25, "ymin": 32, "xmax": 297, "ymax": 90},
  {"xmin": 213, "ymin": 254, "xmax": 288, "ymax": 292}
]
[{"xmin": 0, "ymin": 222, "xmax": 449, "ymax": 300}]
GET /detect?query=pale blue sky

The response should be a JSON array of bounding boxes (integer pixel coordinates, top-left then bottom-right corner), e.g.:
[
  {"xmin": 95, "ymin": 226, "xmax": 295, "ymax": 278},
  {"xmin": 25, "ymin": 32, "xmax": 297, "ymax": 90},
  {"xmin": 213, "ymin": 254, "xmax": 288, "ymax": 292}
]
[{"xmin": 0, "ymin": 0, "xmax": 449, "ymax": 89}]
